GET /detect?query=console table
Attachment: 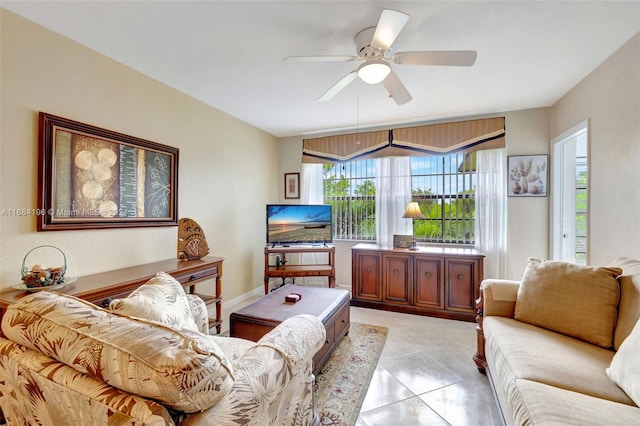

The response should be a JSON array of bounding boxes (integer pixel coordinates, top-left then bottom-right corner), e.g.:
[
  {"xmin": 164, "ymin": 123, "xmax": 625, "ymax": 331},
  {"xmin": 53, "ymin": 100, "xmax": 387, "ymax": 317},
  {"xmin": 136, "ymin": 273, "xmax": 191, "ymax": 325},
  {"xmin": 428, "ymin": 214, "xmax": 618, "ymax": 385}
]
[
  {"xmin": 0, "ymin": 256, "xmax": 224, "ymax": 336},
  {"xmin": 351, "ymin": 243, "xmax": 484, "ymax": 322},
  {"xmin": 263, "ymin": 245, "xmax": 335, "ymax": 294}
]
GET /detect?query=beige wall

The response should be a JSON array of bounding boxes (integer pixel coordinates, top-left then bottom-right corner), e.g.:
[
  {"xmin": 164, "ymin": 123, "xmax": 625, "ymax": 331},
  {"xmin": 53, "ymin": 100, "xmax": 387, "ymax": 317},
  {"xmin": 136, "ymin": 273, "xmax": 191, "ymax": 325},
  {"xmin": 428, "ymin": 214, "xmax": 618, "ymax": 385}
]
[
  {"xmin": 279, "ymin": 108, "xmax": 552, "ymax": 283},
  {"xmin": 0, "ymin": 10, "xmax": 279, "ymax": 300},
  {"xmin": 550, "ymin": 33, "xmax": 640, "ymax": 265}
]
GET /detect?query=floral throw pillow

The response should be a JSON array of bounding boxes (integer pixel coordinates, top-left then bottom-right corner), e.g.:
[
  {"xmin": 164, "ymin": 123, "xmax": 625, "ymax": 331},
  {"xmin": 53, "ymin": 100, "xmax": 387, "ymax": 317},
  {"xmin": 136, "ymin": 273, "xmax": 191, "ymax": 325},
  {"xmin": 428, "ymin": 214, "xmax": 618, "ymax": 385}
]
[{"xmin": 109, "ymin": 271, "xmax": 199, "ymax": 332}]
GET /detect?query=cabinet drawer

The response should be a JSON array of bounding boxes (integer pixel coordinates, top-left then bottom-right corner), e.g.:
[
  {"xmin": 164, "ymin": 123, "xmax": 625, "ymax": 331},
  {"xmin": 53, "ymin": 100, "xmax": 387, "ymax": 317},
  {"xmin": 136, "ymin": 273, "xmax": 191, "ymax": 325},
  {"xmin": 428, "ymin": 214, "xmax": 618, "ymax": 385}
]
[
  {"xmin": 88, "ymin": 290, "xmax": 135, "ymax": 308},
  {"xmin": 353, "ymin": 253, "xmax": 382, "ymax": 301},
  {"xmin": 446, "ymin": 260, "xmax": 478, "ymax": 313},
  {"xmin": 174, "ymin": 266, "xmax": 219, "ymax": 284},
  {"xmin": 383, "ymin": 255, "xmax": 410, "ymax": 304},
  {"xmin": 314, "ymin": 320, "xmax": 336, "ymax": 368},
  {"xmin": 334, "ymin": 305, "xmax": 350, "ymax": 338},
  {"xmin": 414, "ymin": 258, "xmax": 443, "ymax": 308}
]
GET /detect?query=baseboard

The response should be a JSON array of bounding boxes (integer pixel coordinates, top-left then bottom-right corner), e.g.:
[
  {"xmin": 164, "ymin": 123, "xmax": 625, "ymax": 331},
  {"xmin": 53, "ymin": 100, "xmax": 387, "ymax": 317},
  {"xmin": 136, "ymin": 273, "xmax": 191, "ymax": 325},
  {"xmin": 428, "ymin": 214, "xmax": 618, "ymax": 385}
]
[{"xmin": 224, "ymin": 285, "xmax": 264, "ymax": 309}]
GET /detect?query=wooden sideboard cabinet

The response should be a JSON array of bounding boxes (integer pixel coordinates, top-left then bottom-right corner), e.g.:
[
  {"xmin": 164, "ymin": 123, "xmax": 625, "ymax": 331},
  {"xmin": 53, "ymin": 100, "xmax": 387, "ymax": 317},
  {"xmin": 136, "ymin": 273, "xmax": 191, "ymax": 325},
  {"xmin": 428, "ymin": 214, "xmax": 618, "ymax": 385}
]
[
  {"xmin": 351, "ymin": 243, "xmax": 484, "ymax": 322},
  {"xmin": 0, "ymin": 256, "xmax": 224, "ymax": 335}
]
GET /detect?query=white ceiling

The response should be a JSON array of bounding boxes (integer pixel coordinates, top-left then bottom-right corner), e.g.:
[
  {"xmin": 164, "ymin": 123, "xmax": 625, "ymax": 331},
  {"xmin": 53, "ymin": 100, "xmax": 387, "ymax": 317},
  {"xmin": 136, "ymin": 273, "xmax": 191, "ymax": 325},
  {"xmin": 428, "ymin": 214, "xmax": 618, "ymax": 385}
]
[{"xmin": 3, "ymin": 1, "xmax": 640, "ymax": 138}]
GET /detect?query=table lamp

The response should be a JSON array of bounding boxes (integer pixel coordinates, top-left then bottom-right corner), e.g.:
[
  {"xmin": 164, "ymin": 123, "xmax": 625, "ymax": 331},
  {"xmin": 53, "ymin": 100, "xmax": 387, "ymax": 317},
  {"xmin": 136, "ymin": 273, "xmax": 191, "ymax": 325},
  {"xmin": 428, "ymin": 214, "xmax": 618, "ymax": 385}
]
[{"xmin": 402, "ymin": 202, "xmax": 426, "ymax": 250}]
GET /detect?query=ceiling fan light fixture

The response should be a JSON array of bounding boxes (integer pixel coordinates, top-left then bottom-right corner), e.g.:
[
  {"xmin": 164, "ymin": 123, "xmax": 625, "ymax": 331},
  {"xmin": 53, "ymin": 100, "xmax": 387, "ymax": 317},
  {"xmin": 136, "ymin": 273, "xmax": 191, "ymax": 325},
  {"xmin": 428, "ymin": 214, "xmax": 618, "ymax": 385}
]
[{"xmin": 357, "ymin": 60, "xmax": 391, "ymax": 84}]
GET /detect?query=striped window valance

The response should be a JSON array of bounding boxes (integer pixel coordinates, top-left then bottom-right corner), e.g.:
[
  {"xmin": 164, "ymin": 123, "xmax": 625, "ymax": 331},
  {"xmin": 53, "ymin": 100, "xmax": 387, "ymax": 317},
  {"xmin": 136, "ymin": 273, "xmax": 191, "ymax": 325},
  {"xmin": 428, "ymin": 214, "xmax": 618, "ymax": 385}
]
[{"xmin": 302, "ymin": 117, "xmax": 505, "ymax": 163}]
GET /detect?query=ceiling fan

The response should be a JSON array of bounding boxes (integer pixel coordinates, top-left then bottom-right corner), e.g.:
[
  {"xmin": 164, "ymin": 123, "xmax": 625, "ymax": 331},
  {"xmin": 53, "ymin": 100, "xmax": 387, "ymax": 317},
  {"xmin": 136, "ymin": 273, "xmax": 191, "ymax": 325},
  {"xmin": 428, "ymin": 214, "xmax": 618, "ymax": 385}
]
[{"xmin": 284, "ymin": 9, "xmax": 477, "ymax": 105}]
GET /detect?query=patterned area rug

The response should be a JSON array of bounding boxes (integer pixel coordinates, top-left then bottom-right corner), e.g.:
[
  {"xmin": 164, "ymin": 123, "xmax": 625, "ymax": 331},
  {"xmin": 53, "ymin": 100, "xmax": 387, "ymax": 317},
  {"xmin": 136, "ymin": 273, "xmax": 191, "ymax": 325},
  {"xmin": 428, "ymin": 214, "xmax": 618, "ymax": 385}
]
[{"xmin": 314, "ymin": 322, "xmax": 389, "ymax": 426}]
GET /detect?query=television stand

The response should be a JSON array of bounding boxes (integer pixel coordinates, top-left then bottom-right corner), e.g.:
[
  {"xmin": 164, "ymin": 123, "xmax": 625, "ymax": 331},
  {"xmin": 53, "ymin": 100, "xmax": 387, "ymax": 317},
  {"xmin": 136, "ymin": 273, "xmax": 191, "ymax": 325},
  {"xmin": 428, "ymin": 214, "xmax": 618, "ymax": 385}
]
[{"xmin": 263, "ymin": 245, "xmax": 336, "ymax": 294}]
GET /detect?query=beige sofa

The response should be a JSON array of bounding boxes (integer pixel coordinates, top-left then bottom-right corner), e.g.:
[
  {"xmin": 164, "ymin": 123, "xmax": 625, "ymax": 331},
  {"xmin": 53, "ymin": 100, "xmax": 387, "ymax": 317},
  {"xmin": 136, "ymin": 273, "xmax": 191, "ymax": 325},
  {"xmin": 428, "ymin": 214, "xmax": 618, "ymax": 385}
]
[
  {"xmin": 474, "ymin": 257, "xmax": 640, "ymax": 425},
  {"xmin": 0, "ymin": 273, "xmax": 326, "ymax": 425}
]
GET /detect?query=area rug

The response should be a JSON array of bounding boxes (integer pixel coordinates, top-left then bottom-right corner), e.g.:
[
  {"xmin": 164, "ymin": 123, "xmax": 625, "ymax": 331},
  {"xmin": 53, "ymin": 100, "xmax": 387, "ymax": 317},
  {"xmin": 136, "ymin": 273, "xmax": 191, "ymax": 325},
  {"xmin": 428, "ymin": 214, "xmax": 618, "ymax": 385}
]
[{"xmin": 314, "ymin": 322, "xmax": 388, "ymax": 426}]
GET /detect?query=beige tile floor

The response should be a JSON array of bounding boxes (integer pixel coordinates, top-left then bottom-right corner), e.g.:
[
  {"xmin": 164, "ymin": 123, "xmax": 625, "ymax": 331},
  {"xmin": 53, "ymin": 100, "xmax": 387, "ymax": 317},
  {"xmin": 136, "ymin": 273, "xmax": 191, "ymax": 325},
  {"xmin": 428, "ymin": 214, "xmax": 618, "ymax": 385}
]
[{"xmin": 221, "ymin": 289, "xmax": 500, "ymax": 426}]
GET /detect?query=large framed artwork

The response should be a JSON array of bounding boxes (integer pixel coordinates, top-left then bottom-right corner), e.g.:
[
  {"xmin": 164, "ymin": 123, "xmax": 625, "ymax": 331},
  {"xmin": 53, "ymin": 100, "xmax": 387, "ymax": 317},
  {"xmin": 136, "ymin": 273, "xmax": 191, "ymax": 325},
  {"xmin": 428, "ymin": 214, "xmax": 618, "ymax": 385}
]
[
  {"xmin": 38, "ymin": 112, "xmax": 179, "ymax": 231},
  {"xmin": 507, "ymin": 154, "xmax": 548, "ymax": 197}
]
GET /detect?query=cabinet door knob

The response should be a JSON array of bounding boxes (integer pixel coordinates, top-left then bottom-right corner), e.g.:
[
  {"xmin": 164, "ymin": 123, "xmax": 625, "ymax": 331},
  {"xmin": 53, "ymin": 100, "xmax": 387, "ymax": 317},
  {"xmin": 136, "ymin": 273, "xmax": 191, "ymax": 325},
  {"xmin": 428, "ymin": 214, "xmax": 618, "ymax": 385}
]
[
  {"xmin": 102, "ymin": 298, "xmax": 112, "ymax": 307},
  {"xmin": 393, "ymin": 269, "xmax": 400, "ymax": 275},
  {"xmin": 366, "ymin": 267, "xmax": 372, "ymax": 273},
  {"xmin": 425, "ymin": 271, "xmax": 432, "ymax": 278},
  {"xmin": 457, "ymin": 273, "xmax": 464, "ymax": 281},
  {"xmin": 190, "ymin": 274, "xmax": 197, "ymax": 281}
]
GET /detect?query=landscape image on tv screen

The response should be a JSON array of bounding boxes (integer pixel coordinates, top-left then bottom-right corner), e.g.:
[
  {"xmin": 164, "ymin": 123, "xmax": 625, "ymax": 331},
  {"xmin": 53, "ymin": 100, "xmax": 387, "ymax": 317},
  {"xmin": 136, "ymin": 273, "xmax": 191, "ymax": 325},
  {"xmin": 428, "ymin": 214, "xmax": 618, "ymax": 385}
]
[{"xmin": 266, "ymin": 204, "xmax": 332, "ymax": 245}]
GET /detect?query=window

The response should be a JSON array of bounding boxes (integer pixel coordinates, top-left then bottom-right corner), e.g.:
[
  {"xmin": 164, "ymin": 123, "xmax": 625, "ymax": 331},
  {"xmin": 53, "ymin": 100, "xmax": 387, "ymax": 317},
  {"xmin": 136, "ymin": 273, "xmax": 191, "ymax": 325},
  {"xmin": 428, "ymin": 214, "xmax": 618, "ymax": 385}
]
[
  {"xmin": 552, "ymin": 122, "xmax": 589, "ymax": 265},
  {"xmin": 323, "ymin": 159, "xmax": 376, "ymax": 240},
  {"xmin": 575, "ymin": 155, "xmax": 588, "ymax": 263},
  {"xmin": 323, "ymin": 152, "xmax": 476, "ymax": 243},
  {"xmin": 411, "ymin": 153, "xmax": 476, "ymax": 244}
]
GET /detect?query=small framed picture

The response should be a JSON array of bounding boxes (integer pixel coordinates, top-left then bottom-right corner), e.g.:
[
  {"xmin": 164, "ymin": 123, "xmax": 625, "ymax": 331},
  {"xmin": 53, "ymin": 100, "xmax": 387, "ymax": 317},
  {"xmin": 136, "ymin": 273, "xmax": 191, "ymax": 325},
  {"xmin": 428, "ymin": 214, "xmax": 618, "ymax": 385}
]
[
  {"xmin": 284, "ymin": 172, "xmax": 300, "ymax": 199},
  {"xmin": 393, "ymin": 234, "xmax": 414, "ymax": 248},
  {"xmin": 508, "ymin": 155, "xmax": 548, "ymax": 197}
]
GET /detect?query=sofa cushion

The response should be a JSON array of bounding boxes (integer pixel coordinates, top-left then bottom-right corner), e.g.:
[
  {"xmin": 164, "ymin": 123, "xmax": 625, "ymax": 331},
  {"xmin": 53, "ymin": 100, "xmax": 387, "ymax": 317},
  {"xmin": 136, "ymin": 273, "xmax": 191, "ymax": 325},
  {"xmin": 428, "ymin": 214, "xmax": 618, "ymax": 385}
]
[
  {"xmin": 1, "ymin": 291, "xmax": 234, "ymax": 413},
  {"xmin": 483, "ymin": 316, "xmax": 634, "ymax": 406},
  {"xmin": 511, "ymin": 379, "xmax": 640, "ymax": 426},
  {"xmin": 608, "ymin": 257, "xmax": 640, "ymax": 350},
  {"xmin": 514, "ymin": 257, "xmax": 621, "ymax": 347},
  {"xmin": 0, "ymin": 338, "xmax": 175, "ymax": 426},
  {"xmin": 607, "ymin": 318, "xmax": 640, "ymax": 406},
  {"xmin": 109, "ymin": 271, "xmax": 199, "ymax": 333}
]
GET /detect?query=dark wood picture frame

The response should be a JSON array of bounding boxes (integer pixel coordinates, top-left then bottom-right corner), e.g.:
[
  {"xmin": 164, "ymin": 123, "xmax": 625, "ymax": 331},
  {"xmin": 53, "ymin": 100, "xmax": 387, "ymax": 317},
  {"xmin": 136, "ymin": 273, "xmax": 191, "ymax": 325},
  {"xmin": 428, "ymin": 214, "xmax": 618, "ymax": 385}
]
[
  {"xmin": 38, "ymin": 112, "xmax": 179, "ymax": 231},
  {"xmin": 284, "ymin": 172, "xmax": 300, "ymax": 199}
]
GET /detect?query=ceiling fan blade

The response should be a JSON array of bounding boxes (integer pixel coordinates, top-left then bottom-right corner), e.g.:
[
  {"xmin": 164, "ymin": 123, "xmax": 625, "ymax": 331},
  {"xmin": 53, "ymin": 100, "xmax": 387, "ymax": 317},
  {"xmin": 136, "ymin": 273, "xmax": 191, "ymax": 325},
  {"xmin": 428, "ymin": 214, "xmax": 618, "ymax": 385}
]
[
  {"xmin": 371, "ymin": 9, "xmax": 409, "ymax": 51},
  {"xmin": 393, "ymin": 51, "xmax": 478, "ymax": 66},
  {"xmin": 382, "ymin": 69, "xmax": 412, "ymax": 105},
  {"xmin": 318, "ymin": 71, "xmax": 358, "ymax": 102},
  {"xmin": 284, "ymin": 55, "xmax": 358, "ymax": 63}
]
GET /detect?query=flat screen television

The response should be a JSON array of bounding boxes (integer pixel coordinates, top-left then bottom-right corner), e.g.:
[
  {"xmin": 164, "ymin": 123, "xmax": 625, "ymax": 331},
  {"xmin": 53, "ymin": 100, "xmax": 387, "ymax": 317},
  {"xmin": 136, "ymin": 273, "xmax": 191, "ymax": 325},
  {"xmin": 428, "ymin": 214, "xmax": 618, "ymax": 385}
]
[{"xmin": 266, "ymin": 204, "xmax": 332, "ymax": 246}]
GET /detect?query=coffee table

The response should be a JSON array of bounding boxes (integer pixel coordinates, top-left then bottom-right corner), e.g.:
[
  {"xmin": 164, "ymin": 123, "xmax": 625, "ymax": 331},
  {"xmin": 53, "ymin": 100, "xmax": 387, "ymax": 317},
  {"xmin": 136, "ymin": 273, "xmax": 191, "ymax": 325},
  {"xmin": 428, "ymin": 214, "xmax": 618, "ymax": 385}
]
[{"xmin": 230, "ymin": 284, "xmax": 350, "ymax": 374}]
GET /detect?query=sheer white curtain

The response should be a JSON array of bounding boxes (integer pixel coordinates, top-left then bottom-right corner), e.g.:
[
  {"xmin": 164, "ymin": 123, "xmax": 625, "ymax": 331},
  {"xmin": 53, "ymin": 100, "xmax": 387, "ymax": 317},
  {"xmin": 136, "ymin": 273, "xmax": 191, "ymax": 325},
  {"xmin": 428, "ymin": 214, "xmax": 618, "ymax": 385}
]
[
  {"xmin": 301, "ymin": 163, "xmax": 324, "ymax": 204},
  {"xmin": 475, "ymin": 148, "xmax": 508, "ymax": 279},
  {"xmin": 375, "ymin": 157, "xmax": 412, "ymax": 247},
  {"xmin": 300, "ymin": 163, "xmax": 325, "ymax": 285}
]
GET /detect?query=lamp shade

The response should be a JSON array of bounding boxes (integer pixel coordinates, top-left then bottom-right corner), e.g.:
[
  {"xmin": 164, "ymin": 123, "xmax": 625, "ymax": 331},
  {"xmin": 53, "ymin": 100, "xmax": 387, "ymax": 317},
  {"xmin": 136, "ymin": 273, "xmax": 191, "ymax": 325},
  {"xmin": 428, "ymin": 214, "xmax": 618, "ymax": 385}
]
[
  {"xmin": 402, "ymin": 202, "xmax": 426, "ymax": 219},
  {"xmin": 357, "ymin": 60, "xmax": 391, "ymax": 84}
]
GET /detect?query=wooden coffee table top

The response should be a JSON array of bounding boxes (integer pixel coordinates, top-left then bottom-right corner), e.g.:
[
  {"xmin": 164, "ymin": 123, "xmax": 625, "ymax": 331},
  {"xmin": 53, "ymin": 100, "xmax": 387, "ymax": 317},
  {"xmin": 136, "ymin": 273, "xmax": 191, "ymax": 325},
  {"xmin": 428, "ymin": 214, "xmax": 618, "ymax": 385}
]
[{"xmin": 231, "ymin": 284, "xmax": 350, "ymax": 324}]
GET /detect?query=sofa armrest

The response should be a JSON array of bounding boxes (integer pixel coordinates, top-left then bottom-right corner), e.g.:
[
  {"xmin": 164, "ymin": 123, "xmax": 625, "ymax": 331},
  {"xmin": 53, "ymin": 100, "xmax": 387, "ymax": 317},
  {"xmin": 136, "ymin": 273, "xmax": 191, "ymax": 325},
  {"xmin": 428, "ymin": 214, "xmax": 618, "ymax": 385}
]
[
  {"xmin": 481, "ymin": 279, "xmax": 521, "ymax": 318},
  {"xmin": 182, "ymin": 314, "xmax": 325, "ymax": 426},
  {"xmin": 473, "ymin": 279, "xmax": 521, "ymax": 373},
  {"xmin": 186, "ymin": 294, "xmax": 209, "ymax": 335}
]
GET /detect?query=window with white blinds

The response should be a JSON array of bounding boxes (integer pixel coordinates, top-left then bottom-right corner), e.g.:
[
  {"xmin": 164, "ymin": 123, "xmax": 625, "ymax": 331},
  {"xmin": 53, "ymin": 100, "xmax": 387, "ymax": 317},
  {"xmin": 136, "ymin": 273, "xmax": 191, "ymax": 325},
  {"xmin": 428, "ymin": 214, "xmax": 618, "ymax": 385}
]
[
  {"xmin": 323, "ymin": 152, "xmax": 476, "ymax": 243},
  {"xmin": 323, "ymin": 159, "xmax": 377, "ymax": 240}
]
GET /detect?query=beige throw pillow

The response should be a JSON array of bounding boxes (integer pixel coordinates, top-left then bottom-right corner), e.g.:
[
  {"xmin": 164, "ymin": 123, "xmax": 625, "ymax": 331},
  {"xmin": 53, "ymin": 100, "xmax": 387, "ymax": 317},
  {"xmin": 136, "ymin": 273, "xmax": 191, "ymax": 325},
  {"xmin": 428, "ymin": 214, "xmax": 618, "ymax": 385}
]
[
  {"xmin": 607, "ymin": 318, "xmax": 640, "ymax": 405},
  {"xmin": 514, "ymin": 258, "xmax": 621, "ymax": 348},
  {"xmin": 608, "ymin": 257, "xmax": 640, "ymax": 350},
  {"xmin": 109, "ymin": 271, "xmax": 199, "ymax": 332}
]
